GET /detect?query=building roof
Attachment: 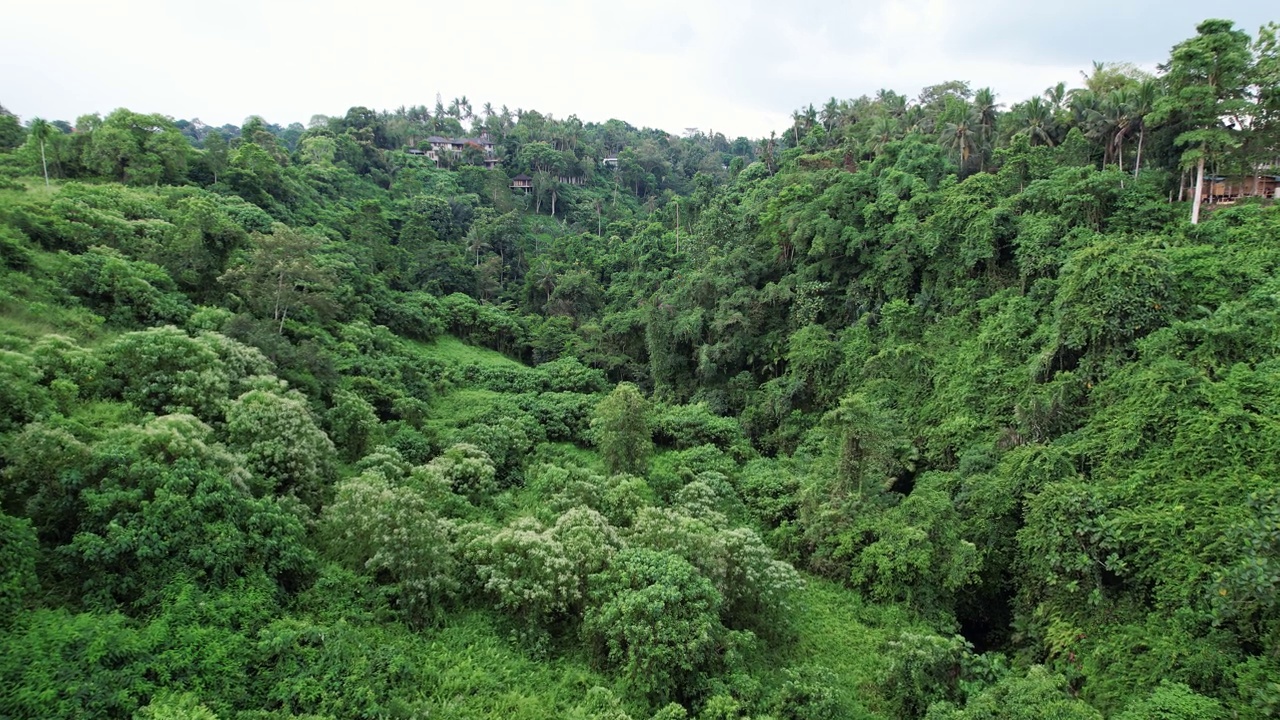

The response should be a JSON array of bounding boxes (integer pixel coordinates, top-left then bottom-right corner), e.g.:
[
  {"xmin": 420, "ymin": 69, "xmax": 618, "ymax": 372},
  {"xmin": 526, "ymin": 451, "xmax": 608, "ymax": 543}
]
[{"xmin": 511, "ymin": 173, "xmax": 533, "ymax": 181}]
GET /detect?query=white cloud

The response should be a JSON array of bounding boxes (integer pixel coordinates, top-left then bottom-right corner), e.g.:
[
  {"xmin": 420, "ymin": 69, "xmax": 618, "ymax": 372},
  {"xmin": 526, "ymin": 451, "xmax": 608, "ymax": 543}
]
[{"xmin": 0, "ymin": 0, "xmax": 1271, "ymax": 138}]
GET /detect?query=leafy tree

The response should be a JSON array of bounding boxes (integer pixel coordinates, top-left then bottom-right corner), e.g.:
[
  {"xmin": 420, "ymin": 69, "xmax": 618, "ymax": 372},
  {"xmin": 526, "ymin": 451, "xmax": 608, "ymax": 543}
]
[
  {"xmin": 219, "ymin": 223, "xmax": 336, "ymax": 333},
  {"xmin": 326, "ymin": 388, "xmax": 381, "ymax": 461},
  {"xmin": 81, "ymin": 109, "xmax": 189, "ymax": 185},
  {"xmin": 60, "ymin": 414, "xmax": 315, "ymax": 608},
  {"xmin": 1152, "ymin": 19, "xmax": 1253, "ymax": 223},
  {"xmin": 552, "ymin": 506, "xmax": 622, "ymax": 598},
  {"xmin": 27, "ymin": 117, "xmax": 51, "ymax": 186},
  {"xmin": 201, "ymin": 129, "xmax": 229, "ymax": 183},
  {"xmin": 322, "ymin": 469, "xmax": 459, "ymax": 617},
  {"xmin": 583, "ymin": 548, "xmax": 724, "ymax": 700},
  {"xmin": 426, "ymin": 443, "xmax": 499, "ymax": 504},
  {"xmin": 593, "ymin": 382, "xmax": 654, "ymax": 475},
  {"xmin": 0, "ymin": 512, "xmax": 38, "ymax": 626},
  {"xmin": 467, "ymin": 517, "xmax": 579, "ymax": 623},
  {"xmin": 0, "ymin": 106, "xmax": 23, "ymax": 150},
  {"xmin": 224, "ymin": 382, "xmax": 338, "ymax": 504}
]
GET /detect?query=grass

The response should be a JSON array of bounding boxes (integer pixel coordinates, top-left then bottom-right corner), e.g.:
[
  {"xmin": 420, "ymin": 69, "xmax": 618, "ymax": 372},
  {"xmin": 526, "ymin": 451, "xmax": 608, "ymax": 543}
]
[
  {"xmin": 413, "ymin": 334, "xmax": 525, "ymax": 369},
  {"xmin": 718, "ymin": 577, "xmax": 942, "ymax": 719},
  {"xmin": 426, "ymin": 388, "xmax": 510, "ymax": 429}
]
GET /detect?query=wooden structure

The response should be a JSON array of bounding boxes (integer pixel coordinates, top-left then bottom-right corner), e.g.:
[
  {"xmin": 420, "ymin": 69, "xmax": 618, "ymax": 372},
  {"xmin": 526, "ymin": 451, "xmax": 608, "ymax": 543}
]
[
  {"xmin": 1201, "ymin": 174, "xmax": 1280, "ymax": 204},
  {"xmin": 510, "ymin": 173, "xmax": 533, "ymax": 192}
]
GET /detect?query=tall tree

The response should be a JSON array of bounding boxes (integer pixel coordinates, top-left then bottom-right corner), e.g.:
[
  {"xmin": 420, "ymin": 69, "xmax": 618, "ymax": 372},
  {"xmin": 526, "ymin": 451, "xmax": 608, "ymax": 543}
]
[
  {"xmin": 1249, "ymin": 23, "xmax": 1280, "ymax": 184},
  {"xmin": 591, "ymin": 382, "xmax": 653, "ymax": 476},
  {"xmin": 940, "ymin": 108, "xmax": 981, "ymax": 172},
  {"xmin": 219, "ymin": 223, "xmax": 335, "ymax": 333},
  {"xmin": 1129, "ymin": 79, "xmax": 1161, "ymax": 177},
  {"xmin": 1152, "ymin": 19, "xmax": 1253, "ymax": 224},
  {"xmin": 28, "ymin": 118, "xmax": 51, "ymax": 187}
]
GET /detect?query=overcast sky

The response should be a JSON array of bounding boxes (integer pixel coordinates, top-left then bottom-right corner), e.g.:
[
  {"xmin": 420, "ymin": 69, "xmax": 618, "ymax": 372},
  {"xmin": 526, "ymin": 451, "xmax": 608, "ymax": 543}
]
[{"xmin": 1, "ymin": 1, "xmax": 1272, "ymax": 139}]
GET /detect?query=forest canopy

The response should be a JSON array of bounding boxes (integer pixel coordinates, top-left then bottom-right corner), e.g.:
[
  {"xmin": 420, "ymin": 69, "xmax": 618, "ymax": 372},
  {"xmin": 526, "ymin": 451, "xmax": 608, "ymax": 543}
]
[{"xmin": 2, "ymin": 16, "xmax": 1280, "ymax": 720}]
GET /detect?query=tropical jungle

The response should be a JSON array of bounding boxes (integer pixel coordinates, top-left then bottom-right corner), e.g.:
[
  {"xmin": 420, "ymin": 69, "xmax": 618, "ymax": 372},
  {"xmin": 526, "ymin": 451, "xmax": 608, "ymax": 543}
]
[{"xmin": 1, "ymin": 16, "xmax": 1279, "ymax": 720}]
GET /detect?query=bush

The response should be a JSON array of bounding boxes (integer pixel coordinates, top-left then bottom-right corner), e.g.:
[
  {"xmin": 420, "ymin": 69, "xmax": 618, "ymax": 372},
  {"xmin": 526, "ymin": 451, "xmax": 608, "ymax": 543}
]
[
  {"xmin": 466, "ymin": 517, "xmax": 579, "ymax": 623},
  {"xmin": 651, "ymin": 403, "xmax": 749, "ymax": 457},
  {"xmin": 322, "ymin": 470, "xmax": 459, "ymax": 617},
  {"xmin": 536, "ymin": 355, "xmax": 608, "ymax": 393},
  {"xmin": 224, "ymin": 385, "xmax": 338, "ymax": 504},
  {"xmin": 64, "ymin": 245, "xmax": 192, "ymax": 327},
  {"xmin": 584, "ymin": 548, "xmax": 724, "ymax": 701},
  {"xmin": 61, "ymin": 414, "xmax": 316, "ymax": 608},
  {"xmin": 0, "ymin": 512, "xmax": 37, "ymax": 626},
  {"xmin": 96, "ymin": 327, "xmax": 271, "ymax": 422},
  {"xmin": 427, "ymin": 443, "xmax": 498, "ymax": 504},
  {"xmin": 0, "ymin": 350, "xmax": 49, "ymax": 433}
]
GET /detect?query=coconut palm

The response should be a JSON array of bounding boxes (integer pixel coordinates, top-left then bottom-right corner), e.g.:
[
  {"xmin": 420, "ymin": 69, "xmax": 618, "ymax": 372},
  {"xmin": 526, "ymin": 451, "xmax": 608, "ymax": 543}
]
[
  {"xmin": 1129, "ymin": 79, "xmax": 1160, "ymax": 177},
  {"xmin": 1014, "ymin": 97, "xmax": 1057, "ymax": 146},
  {"xmin": 869, "ymin": 115, "xmax": 899, "ymax": 155},
  {"xmin": 820, "ymin": 97, "xmax": 841, "ymax": 132},
  {"xmin": 1043, "ymin": 82, "xmax": 1067, "ymax": 113},
  {"xmin": 940, "ymin": 108, "xmax": 981, "ymax": 171},
  {"xmin": 465, "ymin": 226, "xmax": 490, "ymax": 267},
  {"xmin": 973, "ymin": 88, "xmax": 1000, "ymax": 170}
]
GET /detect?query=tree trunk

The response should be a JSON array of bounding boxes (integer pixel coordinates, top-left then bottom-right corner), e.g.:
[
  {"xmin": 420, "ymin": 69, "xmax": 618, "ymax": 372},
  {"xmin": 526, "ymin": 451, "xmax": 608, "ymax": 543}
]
[
  {"xmin": 1133, "ymin": 128, "xmax": 1144, "ymax": 178},
  {"xmin": 39, "ymin": 141, "xmax": 49, "ymax": 187},
  {"xmin": 1191, "ymin": 153, "xmax": 1206, "ymax": 224}
]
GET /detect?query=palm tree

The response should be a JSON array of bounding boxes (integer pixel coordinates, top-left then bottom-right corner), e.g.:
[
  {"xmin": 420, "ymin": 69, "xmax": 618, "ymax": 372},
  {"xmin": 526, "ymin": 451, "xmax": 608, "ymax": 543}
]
[
  {"xmin": 1105, "ymin": 89, "xmax": 1137, "ymax": 167},
  {"xmin": 869, "ymin": 116, "xmax": 899, "ymax": 155},
  {"xmin": 821, "ymin": 97, "xmax": 841, "ymax": 132},
  {"xmin": 1080, "ymin": 61, "xmax": 1109, "ymax": 94},
  {"xmin": 28, "ymin": 118, "xmax": 51, "ymax": 187},
  {"xmin": 532, "ymin": 260, "xmax": 558, "ymax": 303},
  {"xmin": 1015, "ymin": 97, "xmax": 1057, "ymax": 146},
  {"xmin": 973, "ymin": 88, "xmax": 1000, "ymax": 170},
  {"xmin": 790, "ymin": 109, "xmax": 805, "ymax": 146},
  {"xmin": 1129, "ymin": 79, "xmax": 1160, "ymax": 177},
  {"xmin": 940, "ymin": 109, "xmax": 981, "ymax": 171},
  {"xmin": 465, "ymin": 227, "xmax": 490, "ymax": 267},
  {"xmin": 903, "ymin": 106, "xmax": 928, "ymax": 135},
  {"xmin": 1043, "ymin": 82, "xmax": 1067, "ymax": 113},
  {"xmin": 876, "ymin": 89, "xmax": 907, "ymax": 118}
]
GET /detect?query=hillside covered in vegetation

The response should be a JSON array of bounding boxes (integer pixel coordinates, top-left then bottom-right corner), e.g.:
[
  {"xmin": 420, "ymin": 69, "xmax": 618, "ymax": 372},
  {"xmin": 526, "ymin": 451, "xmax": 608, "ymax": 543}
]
[{"xmin": 2, "ymin": 16, "xmax": 1280, "ymax": 720}]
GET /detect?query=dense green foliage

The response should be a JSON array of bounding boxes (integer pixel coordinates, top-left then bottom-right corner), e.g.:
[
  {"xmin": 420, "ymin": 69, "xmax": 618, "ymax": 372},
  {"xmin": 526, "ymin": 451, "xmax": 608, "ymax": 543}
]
[{"xmin": 3, "ymin": 17, "xmax": 1280, "ymax": 719}]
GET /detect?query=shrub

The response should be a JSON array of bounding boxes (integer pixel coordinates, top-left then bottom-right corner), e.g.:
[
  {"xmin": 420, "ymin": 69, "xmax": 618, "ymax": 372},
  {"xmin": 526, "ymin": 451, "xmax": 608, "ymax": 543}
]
[{"xmin": 584, "ymin": 548, "xmax": 724, "ymax": 700}]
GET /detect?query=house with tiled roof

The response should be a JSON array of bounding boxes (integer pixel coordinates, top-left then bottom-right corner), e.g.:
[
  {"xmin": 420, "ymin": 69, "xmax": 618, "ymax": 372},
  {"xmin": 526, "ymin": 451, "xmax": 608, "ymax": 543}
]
[{"xmin": 413, "ymin": 133, "xmax": 501, "ymax": 168}]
